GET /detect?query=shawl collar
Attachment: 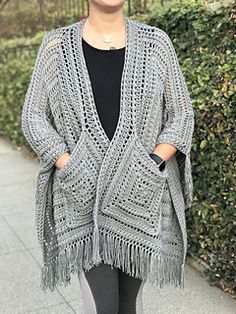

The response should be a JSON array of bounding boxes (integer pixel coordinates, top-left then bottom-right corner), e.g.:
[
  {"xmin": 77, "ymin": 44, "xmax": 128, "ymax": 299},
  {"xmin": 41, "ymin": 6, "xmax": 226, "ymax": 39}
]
[
  {"xmin": 69, "ymin": 18, "xmax": 141, "ymax": 261},
  {"xmin": 70, "ymin": 17, "xmax": 136, "ymax": 148},
  {"xmin": 76, "ymin": 17, "xmax": 132, "ymax": 147}
]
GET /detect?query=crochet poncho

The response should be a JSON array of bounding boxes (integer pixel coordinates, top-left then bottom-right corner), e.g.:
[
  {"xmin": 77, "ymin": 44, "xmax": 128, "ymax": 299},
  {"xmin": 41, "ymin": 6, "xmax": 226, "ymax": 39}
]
[{"xmin": 21, "ymin": 16, "xmax": 195, "ymax": 292}]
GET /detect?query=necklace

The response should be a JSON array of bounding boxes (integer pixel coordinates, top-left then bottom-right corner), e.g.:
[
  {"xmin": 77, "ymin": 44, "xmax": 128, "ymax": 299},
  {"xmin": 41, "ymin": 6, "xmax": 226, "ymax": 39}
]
[{"xmin": 86, "ymin": 18, "xmax": 125, "ymax": 50}]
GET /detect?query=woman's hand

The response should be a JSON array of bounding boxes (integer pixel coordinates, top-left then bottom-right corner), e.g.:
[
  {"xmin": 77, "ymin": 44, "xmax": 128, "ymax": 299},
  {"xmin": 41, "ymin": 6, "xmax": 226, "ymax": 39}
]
[
  {"xmin": 55, "ymin": 152, "xmax": 71, "ymax": 170},
  {"xmin": 152, "ymin": 143, "xmax": 177, "ymax": 161}
]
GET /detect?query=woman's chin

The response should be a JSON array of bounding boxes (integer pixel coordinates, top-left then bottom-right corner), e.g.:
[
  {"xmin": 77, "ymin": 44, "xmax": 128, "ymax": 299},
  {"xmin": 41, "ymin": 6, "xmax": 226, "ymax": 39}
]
[{"xmin": 91, "ymin": 0, "xmax": 125, "ymax": 10}]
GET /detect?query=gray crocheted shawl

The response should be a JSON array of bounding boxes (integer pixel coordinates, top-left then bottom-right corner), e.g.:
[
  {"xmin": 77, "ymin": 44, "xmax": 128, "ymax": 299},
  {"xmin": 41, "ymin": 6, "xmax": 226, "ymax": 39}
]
[{"xmin": 21, "ymin": 17, "xmax": 195, "ymax": 292}]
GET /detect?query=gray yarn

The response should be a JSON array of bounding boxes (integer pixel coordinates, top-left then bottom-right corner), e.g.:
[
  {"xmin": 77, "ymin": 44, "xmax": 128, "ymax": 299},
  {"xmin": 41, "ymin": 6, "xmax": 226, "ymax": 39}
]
[{"xmin": 21, "ymin": 16, "xmax": 195, "ymax": 292}]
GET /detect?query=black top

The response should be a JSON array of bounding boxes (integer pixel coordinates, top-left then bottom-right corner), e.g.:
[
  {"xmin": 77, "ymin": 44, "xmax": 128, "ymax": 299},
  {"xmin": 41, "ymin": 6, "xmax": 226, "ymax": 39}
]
[{"xmin": 82, "ymin": 37, "xmax": 126, "ymax": 142}]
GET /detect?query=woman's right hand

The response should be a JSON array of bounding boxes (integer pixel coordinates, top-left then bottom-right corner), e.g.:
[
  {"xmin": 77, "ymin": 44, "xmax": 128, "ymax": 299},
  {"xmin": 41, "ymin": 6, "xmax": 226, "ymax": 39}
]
[{"xmin": 55, "ymin": 152, "xmax": 71, "ymax": 170}]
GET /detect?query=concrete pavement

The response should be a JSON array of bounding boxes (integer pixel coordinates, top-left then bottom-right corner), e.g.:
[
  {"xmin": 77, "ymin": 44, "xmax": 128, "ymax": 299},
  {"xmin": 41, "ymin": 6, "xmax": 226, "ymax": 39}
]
[{"xmin": 0, "ymin": 136, "xmax": 235, "ymax": 314}]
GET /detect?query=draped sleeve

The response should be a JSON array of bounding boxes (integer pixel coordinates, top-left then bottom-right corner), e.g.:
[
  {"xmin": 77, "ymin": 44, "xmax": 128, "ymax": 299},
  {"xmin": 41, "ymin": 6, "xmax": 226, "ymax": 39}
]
[
  {"xmin": 21, "ymin": 31, "xmax": 69, "ymax": 172},
  {"xmin": 156, "ymin": 32, "xmax": 195, "ymax": 209},
  {"xmin": 21, "ymin": 31, "xmax": 69, "ymax": 248}
]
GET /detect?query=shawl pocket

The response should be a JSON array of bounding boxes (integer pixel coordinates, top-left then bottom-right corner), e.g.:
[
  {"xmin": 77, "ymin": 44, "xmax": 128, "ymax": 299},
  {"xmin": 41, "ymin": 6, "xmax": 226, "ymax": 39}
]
[
  {"xmin": 101, "ymin": 135, "xmax": 168, "ymax": 236},
  {"xmin": 55, "ymin": 132, "xmax": 98, "ymax": 228}
]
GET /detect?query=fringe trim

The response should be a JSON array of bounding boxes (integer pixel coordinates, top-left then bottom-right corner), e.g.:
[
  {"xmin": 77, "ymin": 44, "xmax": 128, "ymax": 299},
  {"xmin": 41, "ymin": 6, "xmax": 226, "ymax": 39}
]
[
  {"xmin": 40, "ymin": 234, "xmax": 95, "ymax": 292},
  {"xmin": 40, "ymin": 229, "xmax": 185, "ymax": 292},
  {"xmin": 100, "ymin": 230, "xmax": 185, "ymax": 290}
]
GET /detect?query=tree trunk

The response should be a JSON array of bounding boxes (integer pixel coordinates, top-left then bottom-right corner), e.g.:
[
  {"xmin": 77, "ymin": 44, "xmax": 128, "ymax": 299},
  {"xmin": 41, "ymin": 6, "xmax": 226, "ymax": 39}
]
[
  {"xmin": 127, "ymin": 0, "xmax": 131, "ymax": 16},
  {"xmin": 38, "ymin": 0, "xmax": 45, "ymax": 27},
  {"xmin": 0, "ymin": 0, "xmax": 11, "ymax": 12},
  {"xmin": 144, "ymin": 0, "xmax": 147, "ymax": 13}
]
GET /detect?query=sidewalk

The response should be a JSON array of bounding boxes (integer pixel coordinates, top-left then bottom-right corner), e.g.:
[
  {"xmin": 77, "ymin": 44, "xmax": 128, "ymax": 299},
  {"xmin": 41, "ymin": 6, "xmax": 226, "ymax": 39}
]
[{"xmin": 0, "ymin": 136, "xmax": 235, "ymax": 314}]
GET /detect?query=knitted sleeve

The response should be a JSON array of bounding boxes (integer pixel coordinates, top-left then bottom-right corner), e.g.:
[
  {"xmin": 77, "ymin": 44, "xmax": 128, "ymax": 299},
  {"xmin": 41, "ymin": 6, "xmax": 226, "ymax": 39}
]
[
  {"xmin": 21, "ymin": 31, "xmax": 69, "ymax": 171},
  {"xmin": 156, "ymin": 32, "xmax": 195, "ymax": 156}
]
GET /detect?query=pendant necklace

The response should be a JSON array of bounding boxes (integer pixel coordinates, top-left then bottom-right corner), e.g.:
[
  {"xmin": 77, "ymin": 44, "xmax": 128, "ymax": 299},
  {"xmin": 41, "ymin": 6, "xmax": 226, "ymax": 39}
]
[{"xmin": 86, "ymin": 18, "xmax": 125, "ymax": 50}]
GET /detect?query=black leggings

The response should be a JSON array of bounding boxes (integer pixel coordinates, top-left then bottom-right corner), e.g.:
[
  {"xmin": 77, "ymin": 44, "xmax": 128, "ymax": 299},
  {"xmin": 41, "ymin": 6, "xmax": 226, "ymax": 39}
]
[{"xmin": 78, "ymin": 261, "xmax": 145, "ymax": 314}]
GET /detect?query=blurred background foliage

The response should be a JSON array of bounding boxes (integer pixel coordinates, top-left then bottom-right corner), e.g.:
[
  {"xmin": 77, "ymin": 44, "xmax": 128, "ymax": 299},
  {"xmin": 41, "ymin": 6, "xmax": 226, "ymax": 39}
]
[
  {"xmin": 0, "ymin": 0, "xmax": 235, "ymax": 297},
  {"xmin": 0, "ymin": 0, "xmax": 159, "ymax": 38}
]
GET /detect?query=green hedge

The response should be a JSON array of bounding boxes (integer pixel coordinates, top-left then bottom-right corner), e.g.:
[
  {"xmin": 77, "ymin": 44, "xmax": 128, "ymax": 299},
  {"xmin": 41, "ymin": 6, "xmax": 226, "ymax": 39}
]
[
  {"xmin": 147, "ymin": 0, "xmax": 236, "ymax": 296},
  {"xmin": 0, "ymin": 0, "xmax": 235, "ymax": 296},
  {"xmin": 0, "ymin": 32, "xmax": 46, "ymax": 145}
]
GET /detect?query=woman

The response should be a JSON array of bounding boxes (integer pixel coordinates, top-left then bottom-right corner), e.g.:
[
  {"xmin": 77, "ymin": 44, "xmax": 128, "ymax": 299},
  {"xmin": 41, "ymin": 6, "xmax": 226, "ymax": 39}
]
[{"xmin": 21, "ymin": 0, "xmax": 195, "ymax": 313}]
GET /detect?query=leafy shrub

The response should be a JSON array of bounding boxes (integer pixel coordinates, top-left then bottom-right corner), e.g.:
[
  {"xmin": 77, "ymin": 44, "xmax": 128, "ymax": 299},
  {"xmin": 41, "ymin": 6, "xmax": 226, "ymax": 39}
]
[
  {"xmin": 0, "ymin": 57, "xmax": 34, "ymax": 145},
  {"xmin": 147, "ymin": 0, "xmax": 236, "ymax": 296}
]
